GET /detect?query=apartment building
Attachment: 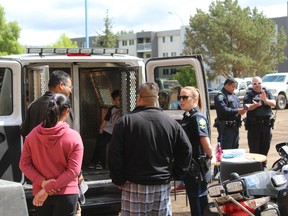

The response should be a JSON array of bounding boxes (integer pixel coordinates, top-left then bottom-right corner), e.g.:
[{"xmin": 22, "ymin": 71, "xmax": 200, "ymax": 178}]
[
  {"xmin": 71, "ymin": 27, "xmax": 186, "ymax": 59},
  {"xmin": 71, "ymin": 14, "xmax": 288, "ymax": 88}
]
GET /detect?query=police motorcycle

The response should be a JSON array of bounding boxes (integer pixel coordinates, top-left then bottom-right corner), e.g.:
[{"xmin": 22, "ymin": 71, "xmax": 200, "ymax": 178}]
[{"xmin": 205, "ymin": 142, "xmax": 288, "ymax": 216}]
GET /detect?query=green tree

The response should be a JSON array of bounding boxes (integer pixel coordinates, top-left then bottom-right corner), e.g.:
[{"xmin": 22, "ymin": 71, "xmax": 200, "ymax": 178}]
[
  {"xmin": 184, "ymin": 0, "xmax": 287, "ymax": 78},
  {"xmin": 49, "ymin": 33, "xmax": 78, "ymax": 48},
  {"xmin": 0, "ymin": 6, "xmax": 25, "ymax": 55},
  {"xmin": 173, "ymin": 66, "xmax": 197, "ymax": 87},
  {"xmin": 93, "ymin": 10, "xmax": 117, "ymax": 48}
]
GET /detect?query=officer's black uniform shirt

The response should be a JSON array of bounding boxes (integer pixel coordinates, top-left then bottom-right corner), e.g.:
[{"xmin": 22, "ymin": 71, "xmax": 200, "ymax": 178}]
[
  {"xmin": 181, "ymin": 107, "xmax": 209, "ymax": 159},
  {"xmin": 243, "ymin": 89, "xmax": 274, "ymax": 118},
  {"xmin": 214, "ymin": 88, "xmax": 241, "ymax": 121}
]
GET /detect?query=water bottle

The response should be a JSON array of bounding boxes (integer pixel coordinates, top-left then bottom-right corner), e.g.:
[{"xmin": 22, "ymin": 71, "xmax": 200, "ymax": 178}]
[{"xmin": 216, "ymin": 142, "xmax": 222, "ymax": 162}]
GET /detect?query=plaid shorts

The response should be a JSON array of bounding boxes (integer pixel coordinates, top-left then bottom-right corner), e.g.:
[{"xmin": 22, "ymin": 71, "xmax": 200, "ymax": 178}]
[{"xmin": 121, "ymin": 182, "xmax": 172, "ymax": 216}]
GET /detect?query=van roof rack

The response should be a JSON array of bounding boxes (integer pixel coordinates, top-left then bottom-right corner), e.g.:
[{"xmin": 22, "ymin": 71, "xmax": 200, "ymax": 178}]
[{"xmin": 26, "ymin": 48, "xmax": 129, "ymax": 55}]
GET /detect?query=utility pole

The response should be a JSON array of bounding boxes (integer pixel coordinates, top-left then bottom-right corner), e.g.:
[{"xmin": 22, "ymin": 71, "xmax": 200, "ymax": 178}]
[{"xmin": 85, "ymin": 0, "xmax": 89, "ymax": 48}]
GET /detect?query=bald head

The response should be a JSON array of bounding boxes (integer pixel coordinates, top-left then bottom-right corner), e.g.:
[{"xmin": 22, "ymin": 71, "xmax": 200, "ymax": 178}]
[
  {"xmin": 137, "ymin": 82, "xmax": 159, "ymax": 106},
  {"xmin": 252, "ymin": 76, "xmax": 263, "ymax": 93},
  {"xmin": 252, "ymin": 76, "xmax": 262, "ymax": 83}
]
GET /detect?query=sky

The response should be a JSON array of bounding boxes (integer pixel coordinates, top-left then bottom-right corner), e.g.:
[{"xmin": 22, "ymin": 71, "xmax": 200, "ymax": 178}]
[{"xmin": 1, "ymin": 0, "xmax": 287, "ymax": 46}]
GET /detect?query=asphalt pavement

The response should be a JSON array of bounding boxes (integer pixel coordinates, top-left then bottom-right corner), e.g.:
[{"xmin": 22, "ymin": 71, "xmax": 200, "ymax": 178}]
[{"xmin": 170, "ymin": 108, "xmax": 287, "ymax": 215}]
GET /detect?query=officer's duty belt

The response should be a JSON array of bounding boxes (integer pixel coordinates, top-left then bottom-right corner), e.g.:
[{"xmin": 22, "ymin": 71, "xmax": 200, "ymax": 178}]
[
  {"xmin": 250, "ymin": 117, "xmax": 270, "ymax": 124},
  {"xmin": 220, "ymin": 120, "xmax": 237, "ymax": 127}
]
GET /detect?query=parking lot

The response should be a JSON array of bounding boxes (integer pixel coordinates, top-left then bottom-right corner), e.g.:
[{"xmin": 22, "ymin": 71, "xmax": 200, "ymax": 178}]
[{"xmin": 170, "ymin": 108, "xmax": 287, "ymax": 215}]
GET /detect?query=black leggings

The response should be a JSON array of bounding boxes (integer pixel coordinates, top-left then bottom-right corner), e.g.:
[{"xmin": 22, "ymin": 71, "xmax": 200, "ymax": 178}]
[{"xmin": 35, "ymin": 194, "xmax": 78, "ymax": 216}]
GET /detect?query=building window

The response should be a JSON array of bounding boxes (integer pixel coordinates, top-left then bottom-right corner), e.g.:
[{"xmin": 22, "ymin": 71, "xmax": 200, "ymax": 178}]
[
  {"xmin": 162, "ymin": 37, "xmax": 165, "ymax": 43},
  {"xmin": 170, "ymin": 36, "xmax": 173, "ymax": 42},
  {"xmin": 122, "ymin": 40, "xmax": 127, "ymax": 46},
  {"xmin": 129, "ymin": 40, "xmax": 134, "ymax": 45},
  {"xmin": 170, "ymin": 68, "xmax": 177, "ymax": 74},
  {"xmin": 163, "ymin": 52, "xmax": 168, "ymax": 57},
  {"xmin": 171, "ymin": 52, "xmax": 177, "ymax": 56},
  {"xmin": 163, "ymin": 69, "xmax": 169, "ymax": 75}
]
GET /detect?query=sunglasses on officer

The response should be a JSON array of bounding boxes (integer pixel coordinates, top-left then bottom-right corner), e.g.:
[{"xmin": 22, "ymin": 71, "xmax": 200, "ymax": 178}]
[{"xmin": 177, "ymin": 95, "xmax": 194, "ymax": 101}]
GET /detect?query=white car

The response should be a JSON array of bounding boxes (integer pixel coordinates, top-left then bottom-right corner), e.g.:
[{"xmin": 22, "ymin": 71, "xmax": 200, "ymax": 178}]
[{"xmin": 262, "ymin": 72, "xmax": 288, "ymax": 110}]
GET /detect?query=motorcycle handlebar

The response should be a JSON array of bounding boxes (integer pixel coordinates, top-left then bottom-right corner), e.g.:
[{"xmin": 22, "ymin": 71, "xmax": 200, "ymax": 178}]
[{"xmin": 270, "ymin": 159, "xmax": 286, "ymax": 171}]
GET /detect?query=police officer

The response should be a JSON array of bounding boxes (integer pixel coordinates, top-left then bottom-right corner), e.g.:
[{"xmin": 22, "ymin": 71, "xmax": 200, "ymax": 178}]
[
  {"xmin": 243, "ymin": 76, "xmax": 276, "ymax": 156},
  {"xmin": 179, "ymin": 86, "xmax": 212, "ymax": 216},
  {"xmin": 214, "ymin": 77, "xmax": 247, "ymax": 150}
]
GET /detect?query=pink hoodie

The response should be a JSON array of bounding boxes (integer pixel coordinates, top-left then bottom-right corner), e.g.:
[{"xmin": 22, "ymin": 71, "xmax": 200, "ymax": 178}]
[{"xmin": 19, "ymin": 122, "xmax": 83, "ymax": 196}]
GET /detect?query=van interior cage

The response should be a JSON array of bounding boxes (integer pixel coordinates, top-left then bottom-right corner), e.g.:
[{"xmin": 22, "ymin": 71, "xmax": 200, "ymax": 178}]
[
  {"xmin": 23, "ymin": 64, "xmax": 139, "ymax": 166},
  {"xmin": 79, "ymin": 68, "xmax": 139, "ymax": 144}
]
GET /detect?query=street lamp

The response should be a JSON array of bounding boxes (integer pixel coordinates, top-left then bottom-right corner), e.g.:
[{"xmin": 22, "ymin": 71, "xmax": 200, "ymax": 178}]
[
  {"xmin": 168, "ymin": 11, "xmax": 185, "ymax": 54},
  {"xmin": 168, "ymin": 11, "xmax": 184, "ymax": 26}
]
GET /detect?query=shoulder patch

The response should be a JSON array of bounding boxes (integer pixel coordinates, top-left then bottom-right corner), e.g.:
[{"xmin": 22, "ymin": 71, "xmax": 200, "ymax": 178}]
[
  {"xmin": 217, "ymin": 94, "xmax": 224, "ymax": 101},
  {"xmin": 198, "ymin": 117, "xmax": 206, "ymax": 129}
]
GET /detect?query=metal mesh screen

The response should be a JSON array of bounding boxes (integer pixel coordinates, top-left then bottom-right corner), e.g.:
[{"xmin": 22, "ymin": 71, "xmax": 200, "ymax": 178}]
[
  {"xmin": 32, "ymin": 70, "xmax": 48, "ymax": 99},
  {"xmin": 79, "ymin": 72, "xmax": 102, "ymax": 139},
  {"xmin": 121, "ymin": 69, "xmax": 138, "ymax": 114},
  {"xmin": 79, "ymin": 67, "xmax": 139, "ymax": 139}
]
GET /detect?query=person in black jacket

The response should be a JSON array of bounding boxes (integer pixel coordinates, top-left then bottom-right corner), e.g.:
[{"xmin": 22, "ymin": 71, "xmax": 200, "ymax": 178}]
[
  {"xmin": 108, "ymin": 82, "xmax": 192, "ymax": 216},
  {"xmin": 179, "ymin": 86, "xmax": 212, "ymax": 216},
  {"xmin": 20, "ymin": 70, "xmax": 74, "ymax": 138}
]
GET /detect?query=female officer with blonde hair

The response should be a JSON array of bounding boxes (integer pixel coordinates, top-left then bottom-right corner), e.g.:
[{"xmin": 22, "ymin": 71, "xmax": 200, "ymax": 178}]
[{"xmin": 179, "ymin": 86, "xmax": 212, "ymax": 216}]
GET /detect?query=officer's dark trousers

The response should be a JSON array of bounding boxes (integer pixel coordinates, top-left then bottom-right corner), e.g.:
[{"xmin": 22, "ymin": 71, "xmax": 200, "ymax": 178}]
[
  {"xmin": 184, "ymin": 170, "xmax": 210, "ymax": 216},
  {"xmin": 247, "ymin": 124, "xmax": 272, "ymax": 156},
  {"xmin": 217, "ymin": 124, "xmax": 239, "ymax": 149}
]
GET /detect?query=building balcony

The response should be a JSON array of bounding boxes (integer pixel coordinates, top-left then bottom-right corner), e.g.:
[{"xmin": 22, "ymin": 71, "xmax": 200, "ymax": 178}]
[{"xmin": 137, "ymin": 43, "xmax": 152, "ymax": 52}]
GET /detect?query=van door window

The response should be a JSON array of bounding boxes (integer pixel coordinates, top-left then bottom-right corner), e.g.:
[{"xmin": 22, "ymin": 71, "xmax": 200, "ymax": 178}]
[
  {"xmin": 154, "ymin": 65, "xmax": 197, "ymax": 110},
  {"xmin": 0, "ymin": 68, "xmax": 12, "ymax": 115}
]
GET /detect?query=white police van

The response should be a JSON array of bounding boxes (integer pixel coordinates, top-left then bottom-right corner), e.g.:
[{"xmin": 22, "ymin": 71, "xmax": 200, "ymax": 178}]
[{"xmin": 0, "ymin": 47, "xmax": 210, "ymax": 215}]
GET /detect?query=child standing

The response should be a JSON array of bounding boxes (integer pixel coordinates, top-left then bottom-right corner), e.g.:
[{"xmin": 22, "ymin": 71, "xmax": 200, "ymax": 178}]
[{"xmin": 90, "ymin": 89, "xmax": 122, "ymax": 169}]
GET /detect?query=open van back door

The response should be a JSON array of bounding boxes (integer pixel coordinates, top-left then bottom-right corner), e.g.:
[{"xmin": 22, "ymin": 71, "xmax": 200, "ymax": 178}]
[
  {"xmin": 0, "ymin": 60, "xmax": 23, "ymax": 182},
  {"xmin": 145, "ymin": 56, "xmax": 210, "ymax": 123}
]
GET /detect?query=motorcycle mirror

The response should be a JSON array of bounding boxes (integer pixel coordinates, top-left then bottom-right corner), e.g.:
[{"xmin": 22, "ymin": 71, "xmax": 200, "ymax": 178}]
[
  {"xmin": 279, "ymin": 145, "xmax": 288, "ymax": 158},
  {"xmin": 276, "ymin": 142, "xmax": 288, "ymax": 153}
]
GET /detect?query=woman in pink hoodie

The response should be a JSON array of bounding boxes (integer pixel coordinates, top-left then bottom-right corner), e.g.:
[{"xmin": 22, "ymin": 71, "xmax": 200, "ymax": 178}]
[{"xmin": 20, "ymin": 93, "xmax": 84, "ymax": 216}]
